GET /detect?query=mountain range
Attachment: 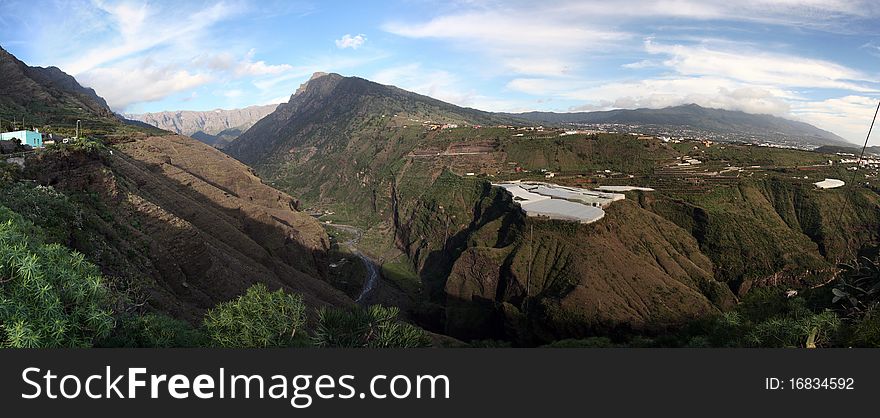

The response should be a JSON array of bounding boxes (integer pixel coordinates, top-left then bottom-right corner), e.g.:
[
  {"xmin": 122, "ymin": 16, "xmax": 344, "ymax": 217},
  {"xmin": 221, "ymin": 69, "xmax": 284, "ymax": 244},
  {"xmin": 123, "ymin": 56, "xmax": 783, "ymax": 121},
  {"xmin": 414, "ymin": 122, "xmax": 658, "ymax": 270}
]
[
  {"xmin": 125, "ymin": 104, "xmax": 278, "ymax": 148},
  {"xmin": 504, "ymin": 104, "xmax": 851, "ymax": 148},
  {"xmin": 139, "ymin": 90, "xmax": 852, "ymax": 152},
  {"xmin": 224, "ymin": 72, "xmax": 879, "ymax": 344}
]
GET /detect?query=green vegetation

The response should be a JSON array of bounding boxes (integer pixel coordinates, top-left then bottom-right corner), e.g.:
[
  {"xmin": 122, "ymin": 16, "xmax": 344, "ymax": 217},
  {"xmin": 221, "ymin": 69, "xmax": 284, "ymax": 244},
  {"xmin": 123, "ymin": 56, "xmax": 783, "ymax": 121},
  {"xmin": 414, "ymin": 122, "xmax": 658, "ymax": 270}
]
[
  {"xmin": 0, "ymin": 206, "xmax": 114, "ymax": 347},
  {"xmin": 312, "ymin": 305, "xmax": 431, "ymax": 348},
  {"xmin": 0, "ymin": 182, "xmax": 84, "ymax": 244},
  {"xmin": 381, "ymin": 260, "xmax": 422, "ymax": 296},
  {"xmin": 696, "ymin": 143, "xmax": 828, "ymax": 167},
  {"xmin": 540, "ymin": 254, "xmax": 880, "ymax": 348},
  {"xmin": 100, "ymin": 313, "xmax": 207, "ymax": 348},
  {"xmin": 502, "ymin": 133, "xmax": 674, "ymax": 175},
  {"xmin": 0, "ymin": 185, "xmax": 430, "ymax": 348},
  {"xmin": 204, "ymin": 283, "xmax": 307, "ymax": 348},
  {"xmin": 833, "ymin": 256, "xmax": 880, "ymax": 312}
]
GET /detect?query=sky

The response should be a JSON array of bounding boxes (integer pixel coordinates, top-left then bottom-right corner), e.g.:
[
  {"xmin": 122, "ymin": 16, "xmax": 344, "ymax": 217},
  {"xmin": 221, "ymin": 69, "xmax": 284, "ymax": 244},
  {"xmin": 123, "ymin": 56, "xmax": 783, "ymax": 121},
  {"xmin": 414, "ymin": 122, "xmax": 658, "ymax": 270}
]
[{"xmin": 1, "ymin": 0, "xmax": 880, "ymax": 144}]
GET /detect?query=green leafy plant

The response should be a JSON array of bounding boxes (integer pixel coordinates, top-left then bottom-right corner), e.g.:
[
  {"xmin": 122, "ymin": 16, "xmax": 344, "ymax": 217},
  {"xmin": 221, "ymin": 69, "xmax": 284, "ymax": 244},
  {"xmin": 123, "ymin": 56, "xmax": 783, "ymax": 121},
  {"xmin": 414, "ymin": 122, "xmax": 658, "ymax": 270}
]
[
  {"xmin": 833, "ymin": 256, "xmax": 880, "ymax": 313},
  {"xmin": 312, "ymin": 305, "xmax": 430, "ymax": 348},
  {"xmin": 100, "ymin": 313, "xmax": 207, "ymax": 348},
  {"xmin": 203, "ymin": 283, "xmax": 306, "ymax": 348},
  {"xmin": 0, "ymin": 207, "xmax": 114, "ymax": 347}
]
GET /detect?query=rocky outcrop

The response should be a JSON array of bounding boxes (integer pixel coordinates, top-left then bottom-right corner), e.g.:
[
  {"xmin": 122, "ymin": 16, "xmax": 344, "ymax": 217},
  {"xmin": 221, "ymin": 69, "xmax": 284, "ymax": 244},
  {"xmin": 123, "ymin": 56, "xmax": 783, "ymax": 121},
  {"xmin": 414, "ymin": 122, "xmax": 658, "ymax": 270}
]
[{"xmin": 126, "ymin": 104, "xmax": 278, "ymax": 145}]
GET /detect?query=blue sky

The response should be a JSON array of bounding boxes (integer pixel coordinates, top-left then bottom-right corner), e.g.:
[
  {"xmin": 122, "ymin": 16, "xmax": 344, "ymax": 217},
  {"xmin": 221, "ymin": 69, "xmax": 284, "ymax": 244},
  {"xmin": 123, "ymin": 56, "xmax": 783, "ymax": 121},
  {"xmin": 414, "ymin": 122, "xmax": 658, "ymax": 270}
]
[{"xmin": 1, "ymin": 0, "xmax": 880, "ymax": 144}]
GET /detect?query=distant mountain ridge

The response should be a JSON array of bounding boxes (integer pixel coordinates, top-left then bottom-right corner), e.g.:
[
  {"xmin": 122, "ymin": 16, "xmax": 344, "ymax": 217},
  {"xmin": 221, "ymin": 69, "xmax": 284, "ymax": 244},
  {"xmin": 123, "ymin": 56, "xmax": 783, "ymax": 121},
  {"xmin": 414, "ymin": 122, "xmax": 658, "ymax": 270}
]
[
  {"xmin": 126, "ymin": 104, "xmax": 279, "ymax": 147},
  {"xmin": 503, "ymin": 104, "xmax": 851, "ymax": 148}
]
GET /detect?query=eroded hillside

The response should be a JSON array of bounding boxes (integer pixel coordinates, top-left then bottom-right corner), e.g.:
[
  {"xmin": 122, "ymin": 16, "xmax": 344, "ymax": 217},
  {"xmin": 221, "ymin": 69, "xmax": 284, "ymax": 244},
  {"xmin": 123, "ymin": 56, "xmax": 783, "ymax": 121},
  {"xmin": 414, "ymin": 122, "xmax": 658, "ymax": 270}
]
[
  {"xmin": 19, "ymin": 135, "xmax": 352, "ymax": 321},
  {"xmin": 395, "ymin": 171, "xmax": 735, "ymax": 343}
]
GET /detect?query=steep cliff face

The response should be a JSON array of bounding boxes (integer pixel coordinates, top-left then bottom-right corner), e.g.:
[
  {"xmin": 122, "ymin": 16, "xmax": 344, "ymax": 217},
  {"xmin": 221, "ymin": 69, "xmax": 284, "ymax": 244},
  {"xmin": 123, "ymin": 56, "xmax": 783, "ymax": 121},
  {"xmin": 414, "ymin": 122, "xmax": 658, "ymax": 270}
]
[
  {"xmin": 23, "ymin": 135, "xmax": 352, "ymax": 321},
  {"xmin": 394, "ymin": 171, "xmax": 734, "ymax": 343},
  {"xmin": 126, "ymin": 104, "xmax": 278, "ymax": 147}
]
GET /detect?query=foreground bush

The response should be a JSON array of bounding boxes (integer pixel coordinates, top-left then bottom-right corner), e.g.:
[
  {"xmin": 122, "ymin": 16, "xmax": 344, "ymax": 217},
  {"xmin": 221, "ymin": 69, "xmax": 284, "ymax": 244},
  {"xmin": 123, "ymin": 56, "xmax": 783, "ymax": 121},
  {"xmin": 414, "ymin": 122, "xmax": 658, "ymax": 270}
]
[
  {"xmin": 313, "ymin": 305, "xmax": 431, "ymax": 348},
  {"xmin": 100, "ymin": 313, "xmax": 207, "ymax": 348},
  {"xmin": 0, "ymin": 207, "xmax": 114, "ymax": 347},
  {"xmin": 203, "ymin": 284, "xmax": 306, "ymax": 348}
]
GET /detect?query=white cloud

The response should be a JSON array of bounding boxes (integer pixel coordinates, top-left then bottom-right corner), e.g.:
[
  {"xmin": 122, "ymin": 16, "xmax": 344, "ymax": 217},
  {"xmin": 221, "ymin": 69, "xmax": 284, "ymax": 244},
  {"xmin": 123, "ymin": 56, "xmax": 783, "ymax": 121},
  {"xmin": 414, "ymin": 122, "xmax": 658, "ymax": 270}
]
[
  {"xmin": 621, "ymin": 60, "xmax": 660, "ymax": 69},
  {"xmin": 792, "ymin": 96, "xmax": 880, "ymax": 145},
  {"xmin": 77, "ymin": 60, "xmax": 212, "ymax": 109},
  {"xmin": 862, "ymin": 41, "xmax": 880, "ymax": 58},
  {"xmin": 510, "ymin": 77, "xmax": 880, "ymax": 144},
  {"xmin": 384, "ymin": 13, "xmax": 628, "ymax": 51},
  {"xmin": 63, "ymin": 1, "xmax": 244, "ymax": 75},
  {"xmin": 372, "ymin": 63, "xmax": 524, "ymax": 111},
  {"xmin": 251, "ymin": 52, "xmax": 391, "ymax": 92},
  {"xmin": 526, "ymin": 76, "xmax": 795, "ymax": 115},
  {"xmin": 383, "ymin": 11, "xmax": 630, "ymax": 77},
  {"xmin": 181, "ymin": 92, "xmax": 199, "ymax": 102},
  {"xmin": 263, "ymin": 95, "xmax": 291, "ymax": 105},
  {"xmin": 521, "ymin": 0, "xmax": 878, "ymax": 32},
  {"xmin": 51, "ymin": 1, "xmax": 261, "ymax": 111},
  {"xmin": 382, "ymin": 0, "xmax": 880, "ymax": 78},
  {"xmin": 335, "ymin": 34, "xmax": 367, "ymax": 49},
  {"xmin": 193, "ymin": 49, "xmax": 293, "ymax": 77},
  {"xmin": 644, "ymin": 39, "xmax": 878, "ymax": 92},
  {"xmin": 504, "ymin": 33, "xmax": 880, "ymax": 142}
]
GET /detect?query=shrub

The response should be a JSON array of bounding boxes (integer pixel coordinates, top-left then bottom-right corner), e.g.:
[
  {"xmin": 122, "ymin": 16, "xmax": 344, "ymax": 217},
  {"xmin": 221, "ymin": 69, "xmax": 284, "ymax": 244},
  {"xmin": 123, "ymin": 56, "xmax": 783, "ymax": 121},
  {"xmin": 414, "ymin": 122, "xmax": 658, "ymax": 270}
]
[
  {"xmin": 743, "ymin": 310, "xmax": 841, "ymax": 348},
  {"xmin": 833, "ymin": 256, "xmax": 880, "ymax": 314},
  {"xmin": 100, "ymin": 313, "xmax": 207, "ymax": 348},
  {"xmin": 203, "ymin": 284, "xmax": 306, "ymax": 348},
  {"xmin": 543, "ymin": 337, "xmax": 616, "ymax": 348},
  {"xmin": 0, "ymin": 207, "xmax": 114, "ymax": 347},
  {"xmin": 0, "ymin": 183, "xmax": 84, "ymax": 244},
  {"xmin": 312, "ymin": 305, "xmax": 430, "ymax": 348},
  {"xmin": 701, "ymin": 293, "xmax": 842, "ymax": 348},
  {"xmin": 846, "ymin": 306, "xmax": 880, "ymax": 347}
]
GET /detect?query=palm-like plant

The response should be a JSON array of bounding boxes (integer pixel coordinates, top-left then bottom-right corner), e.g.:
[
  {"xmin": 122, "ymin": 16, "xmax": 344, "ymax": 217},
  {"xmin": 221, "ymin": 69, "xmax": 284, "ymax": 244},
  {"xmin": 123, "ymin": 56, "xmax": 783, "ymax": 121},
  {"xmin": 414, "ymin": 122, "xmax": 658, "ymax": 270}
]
[
  {"xmin": 312, "ymin": 305, "xmax": 430, "ymax": 348},
  {"xmin": 833, "ymin": 255, "xmax": 880, "ymax": 314},
  {"xmin": 0, "ymin": 206, "xmax": 114, "ymax": 348},
  {"xmin": 203, "ymin": 284, "xmax": 306, "ymax": 348}
]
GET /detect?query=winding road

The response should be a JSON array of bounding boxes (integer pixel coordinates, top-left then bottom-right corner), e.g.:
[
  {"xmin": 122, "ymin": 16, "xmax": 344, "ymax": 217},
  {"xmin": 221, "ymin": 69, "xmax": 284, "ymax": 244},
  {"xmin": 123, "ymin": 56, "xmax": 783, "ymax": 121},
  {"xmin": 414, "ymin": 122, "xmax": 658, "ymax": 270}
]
[
  {"xmin": 354, "ymin": 251, "xmax": 379, "ymax": 303},
  {"xmin": 326, "ymin": 223, "xmax": 380, "ymax": 304}
]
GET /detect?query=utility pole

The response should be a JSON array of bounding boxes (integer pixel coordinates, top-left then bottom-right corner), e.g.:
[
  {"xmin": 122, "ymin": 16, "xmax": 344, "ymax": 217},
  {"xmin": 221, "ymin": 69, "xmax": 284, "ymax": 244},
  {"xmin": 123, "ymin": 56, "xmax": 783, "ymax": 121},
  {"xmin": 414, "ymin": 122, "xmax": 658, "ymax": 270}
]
[
  {"xmin": 525, "ymin": 224, "xmax": 534, "ymax": 310},
  {"xmin": 76, "ymin": 120, "xmax": 81, "ymax": 139}
]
